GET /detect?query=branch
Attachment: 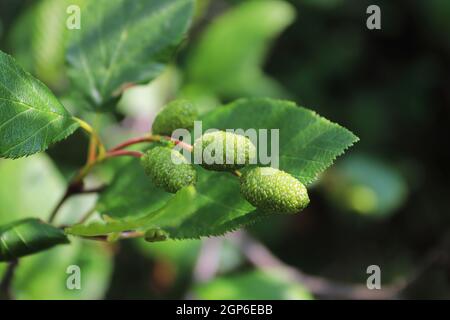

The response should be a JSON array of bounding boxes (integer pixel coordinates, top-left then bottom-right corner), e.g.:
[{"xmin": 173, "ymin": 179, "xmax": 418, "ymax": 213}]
[
  {"xmin": 0, "ymin": 259, "xmax": 18, "ymax": 300},
  {"xmin": 232, "ymin": 231, "xmax": 404, "ymax": 300},
  {"xmin": 48, "ymin": 180, "xmax": 83, "ymax": 224},
  {"xmin": 48, "ymin": 149, "xmax": 143, "ymax": 224}
]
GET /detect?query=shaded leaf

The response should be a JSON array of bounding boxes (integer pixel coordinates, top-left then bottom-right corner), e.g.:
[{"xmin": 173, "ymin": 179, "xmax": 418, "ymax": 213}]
[
  {"xmin": 0, "ymin": 218, "xmax": 69, "ymax": 262},
  {"xmin": 67, "ymin": 0, "xmax": 195, "ymax": 110},
  {"xmin": 0, "ymin": 50, "xmax": 79, "ymax": 159}
]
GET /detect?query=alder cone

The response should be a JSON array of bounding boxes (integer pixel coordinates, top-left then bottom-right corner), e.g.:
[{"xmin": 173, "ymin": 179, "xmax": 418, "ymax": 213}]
[
  {"xmin": 193, "ymin": 131, "xmax": 257, "ymax": 171},
  {"xmin": 141, "ymin": 146, "xmax": 196, "ymax": 193},
  {"xmin": 152, "ymin": 99, "xmax": 197, "ymax": 136},
  {"xmin": 240, "ymin": 167, "xmax": 309, "ymax": 214}
]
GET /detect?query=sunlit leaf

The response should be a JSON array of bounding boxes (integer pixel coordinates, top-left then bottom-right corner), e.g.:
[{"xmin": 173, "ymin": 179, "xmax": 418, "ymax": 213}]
[{"xmin": 0, "ymin": 50, "xmax": 79, "ymax": 159}]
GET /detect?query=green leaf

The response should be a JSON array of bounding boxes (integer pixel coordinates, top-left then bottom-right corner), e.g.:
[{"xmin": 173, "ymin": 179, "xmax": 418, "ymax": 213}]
[
  {"xmin": 187, "ymin": 0, "xmax": 295, "ymax": 98},
  {"xmin": 0, "ymin": 50, "xmax": 79, "ymax": 159},
  {"xmin": 165, "ymin": 169, "xmax": 264, "ymax": 239},
  {"xmin": 163, "ymin": 97, "xmax": 358, "ymax": 239},
  {"xmin": 65, "ymin": 186, "xmax": 198, "ymax": 237},
  {"xmin": 0, "ymin": 218, "xmax": 69, "ymax": 262},
  {"xmin": 94, "ymin": 161, "xmax": 264, "ymax": 240},
  {"xmin": 67, "ymin": 0, "xmax": 195, "ymax": 111},
  {"xmin": 95, "ymin": 158, "xmax": 172, "ymax": 219},
  {"xmin": 194, "ymin": 270, "xmax": 313, "ymax": 300},
  {"xmin": 200, "ymin": 98, "xmax": 359, "ymax": 185},
  {"xmin": 69, "ymin": 169, "xmax": 262, "ymax": 240},
  {"xmin": 93, "ymin": 98, "xmax": 357, "ymax": 239}
]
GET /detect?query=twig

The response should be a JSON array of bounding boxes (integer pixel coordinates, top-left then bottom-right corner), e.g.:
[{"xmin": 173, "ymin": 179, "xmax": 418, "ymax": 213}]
[
  {"xmin": 0, "ymin": 259, "xmax": 18, "ymax": 300},
  {"xmin": 79, "ymin": 185, "xmax": 107, "ymax": 194},
  {"xmin": 48, "ymin": 149, "xmax": 143, "ymax": 224},
  {"xmin": 78, "ymin": 231, "xmax": 145, "ymax": 242},
  {"xmin": 396, "ymin": 231, "xmax": 450, "ymax": 294},
  {"xmin": 161, "ymin": 136, "xmax": 194, "ymax": 152},
  {"xmin": 232, "ymin": 231, "xmax": 404, "ymax": 300},
  {"xmin": 110, "ymin": 134, "xmax": 194, "ymax": 153},
  {"xmin": 105, "ymin": 150, "xmax": 144, "ymax": 158},
  {"xmin": 110, "ymin": 135, "xmax": 157, "ymax": 151},
  {"xmin": 48, "ymin": 180, "xmax": 83, "ymax": 224},
  {"xmin": 76, "ymin": 117, "xmax": 106, "ymax": 159},
  {"xmin": 87, "ymin": 134, "xmax": 98, "ymax": 164}
]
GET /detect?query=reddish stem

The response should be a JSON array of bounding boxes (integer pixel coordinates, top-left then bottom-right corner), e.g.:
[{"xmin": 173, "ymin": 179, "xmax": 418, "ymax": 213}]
[
  {"xmin": 106, "ymin": 150, "xmax": 144, "ymax": 158},
  {"xmin": 111, "ymin": 134, "xmax": 194, "ymax": 153},
  {"xmin": 110, "ymin": 136, "xmax": 157, "ymax": 151},
  {"xmin": 162, "ymin": 136, "xmax": 194, "ymax": 152}
]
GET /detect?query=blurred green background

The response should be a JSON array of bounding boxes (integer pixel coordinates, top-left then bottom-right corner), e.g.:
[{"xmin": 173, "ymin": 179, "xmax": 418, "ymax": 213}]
[{"xmin": 0, "ymin": 0, "xmax": 449, "ymax": 299}]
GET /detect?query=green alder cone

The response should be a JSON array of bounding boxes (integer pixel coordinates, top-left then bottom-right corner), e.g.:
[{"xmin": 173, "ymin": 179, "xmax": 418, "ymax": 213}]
[
  {"xmin": 141, "ymin": 146, "xmax": 197, "ymax": 193},
  {"xmin": 240, "ymin": 167, "xmax": 309, "ymax": 214},
  {"xmin": 193, "ymin": 131, "xmax": 257, "ymax": 171},
  {"xmin": 152, "ymin": 99, "xmax": 198, "ymax": 136}
]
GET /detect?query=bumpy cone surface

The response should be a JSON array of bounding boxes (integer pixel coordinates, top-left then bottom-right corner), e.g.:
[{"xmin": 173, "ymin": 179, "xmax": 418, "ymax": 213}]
[
  {"xmin": 193, "ymin": 131, "xmax": 257, "ymax": 171},
  {"xmin": 141, "ymin": 146, "xmax": 196, "ymax": 193},
  {"xmin": 240, "ymin": 167, "xmax": 309, "ymax": 214},
  {"xmin": 152, "ymin": 99, "xmax": 198, "ymax": 136}
]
